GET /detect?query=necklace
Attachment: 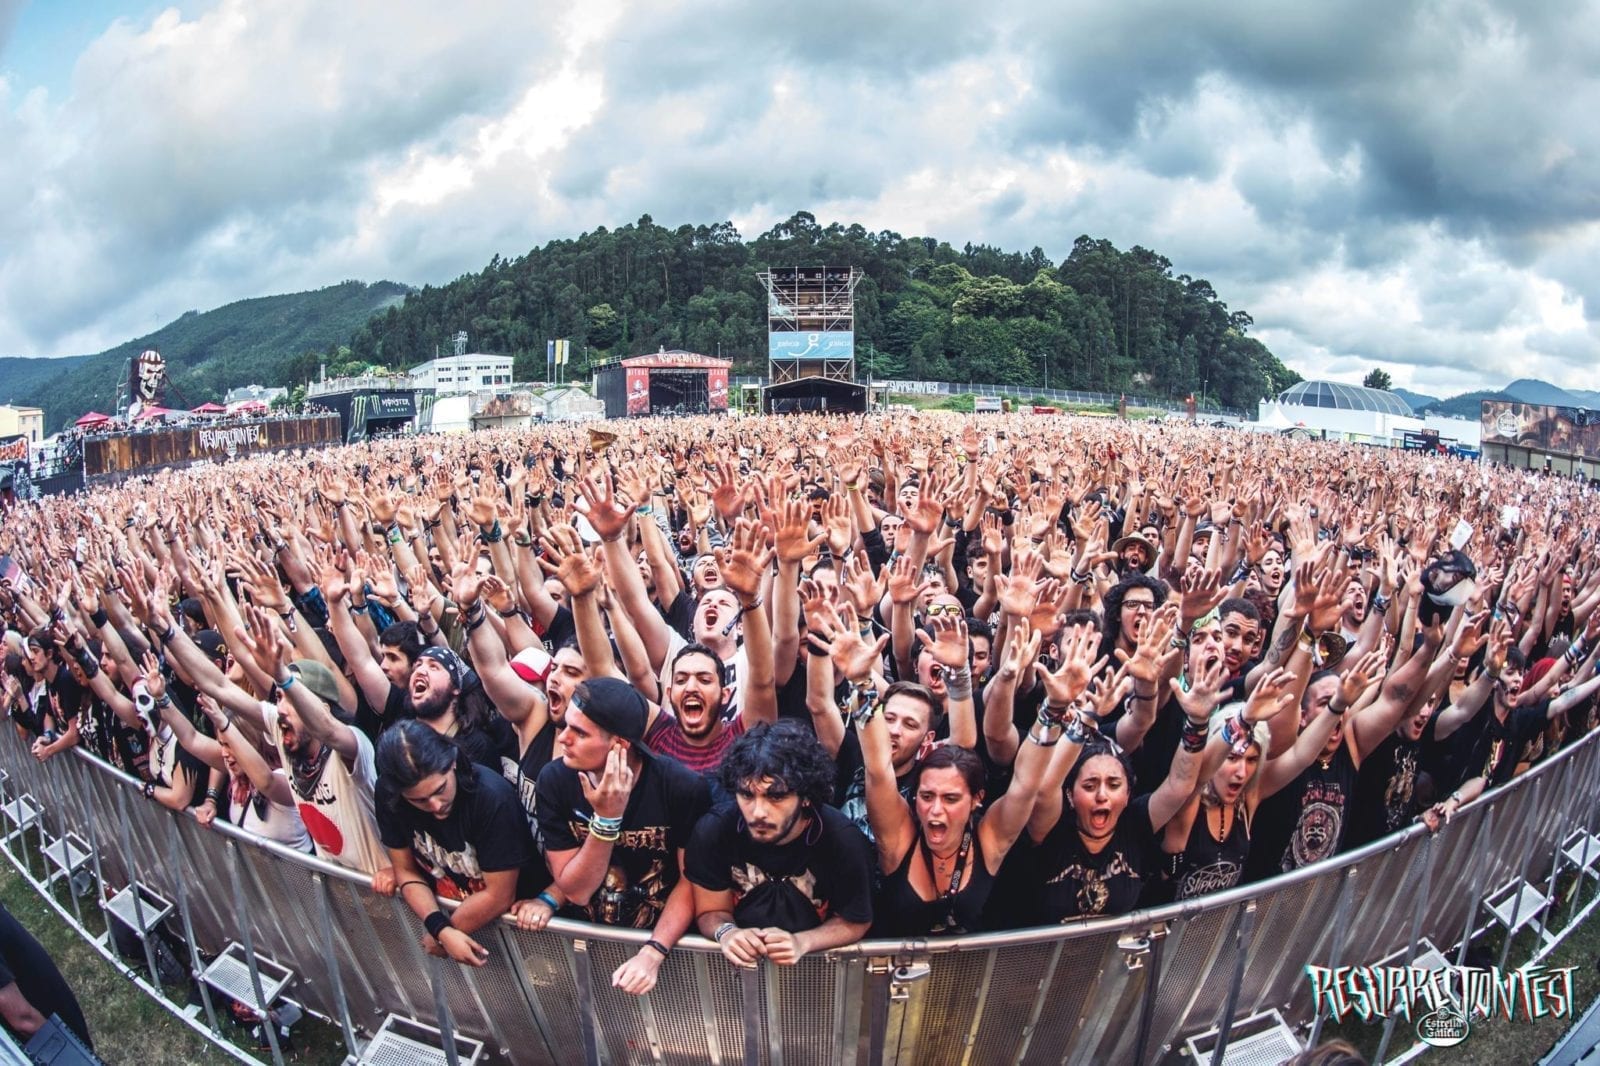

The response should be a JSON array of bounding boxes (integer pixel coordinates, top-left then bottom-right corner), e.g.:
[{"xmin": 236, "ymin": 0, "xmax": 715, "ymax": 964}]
[
  {"xmin": 1211, "ymin": 803, "xmax": 1233, "ymax": 844},
  {"xmin": 920, "ymin": 827, "xmax": 973, "ymax": 899}
]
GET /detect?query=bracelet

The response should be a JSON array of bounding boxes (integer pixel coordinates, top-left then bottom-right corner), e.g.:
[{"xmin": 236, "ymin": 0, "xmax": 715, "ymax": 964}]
[
  {"xmin": 1063, "ymin": 710, "xmax": 1095, "ymax": 746},
  {"xmin": 350, "ymin": 601, "xmax": 369, "ymax": 615},
  {"xmin": 278, "ymin": 672, "xmax": 297, "ymax": 691},
  {"xmin": 153, "ymin": 693, "xmax": 173, "ymax": 710},
  {"xmin": 847, "ymin": 685, "xmax": 883, "ymax": 729},
  {"xmin": 1219, "ymin": 713, "xmax": 1250, "ymax": 750},
  {"xmin": 90, "ymin": 607, "xmax": 110, "ymax": 629},
  {"xmin": 423, "ymin": 910, "xmax": 453, "ymax": 939},
  {"xmin": 218, "ymin": 713, "xmax": 234, "ymax": 734},
  {"xmin": 1180, "ymin": 717, "xmax": 1209, "ymax": 753},
  {"xmin": 739, "ymin": 596, "xmax": 764, "ymax": 615},
  {"xmin": 713, "ymin": 921, "xmax": 737, "ymax": 944},
  {"xmin": 387, "ymin": 526, "xmax": 404, "ymax": 545},
  {"xmin": 397, "ymin": 879, "xmax": 429, "ymax": 895},
  {"xmin": 205, "ymin": 788, "xmax": 225, "ymax": 804},
  {"xmin": 1027, "ymin": 724, "xmax": 1062, "ymax": 747},
  {"xmin": 644, "ymin": 939, "xmax": 670, "ymax": 958},
  {"xmin": 512, "ymin": 534, "xmax": 533, "ymax": 548},
  {"xmin": 535, "ymin": 891, "xmax": 560, "ymax": 911},
  {"xmin": 159, "ymin": 624, "xmax": 178, "ymax": 646},
  {"xmin": 1371, "ymin": 593, "xmax": 1391, "ymax": 615},
  {"xmin": 497, "ymin": 604, "xmax": 524, "ymax": 619},
  {"xmin": 143, "ymin": 781, "xmax": 156, "ymax": 800},
  {"xmin": 637, "ymin": 505, "xmax": 654, "ymax": 516},
  {"xmin": 588, "ymin": 814, "xmax": 622, "ymax": 843},
  {"xmin": 1328, "ymin": 696, "xmax": 1348, "ymax": 716},
  {"xmin": 480, "ymin": 520, "xmax": 504, "ymax": 544}
]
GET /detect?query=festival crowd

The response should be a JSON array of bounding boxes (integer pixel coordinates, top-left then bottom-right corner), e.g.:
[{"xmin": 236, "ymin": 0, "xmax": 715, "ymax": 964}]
[{"xmin": 3, "ymin": 412, "xmax": 1599, "ymax": 995}]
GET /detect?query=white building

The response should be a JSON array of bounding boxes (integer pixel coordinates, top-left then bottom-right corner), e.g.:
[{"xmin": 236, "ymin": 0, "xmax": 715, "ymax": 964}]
[
  {"xmin": 224, "ymin": 383, "xmax": 286, "ymax": 406},
  {"xmin": 409, "ymin": 353, "xmax": 514, "ymax": 395},
  {"xmin": 1252, "ymin": 381, "xmax": 1480, "ymax": 450}
]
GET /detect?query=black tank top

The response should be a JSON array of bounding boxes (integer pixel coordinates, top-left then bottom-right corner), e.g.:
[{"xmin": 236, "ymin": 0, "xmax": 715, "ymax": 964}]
[
  {"xmin": 1168, "ymin": 803, "xmax": 1251, "ymax": 900},
  {"xmin": 873, "ymin": 825, "xmax": 995, "ymax": 936}
]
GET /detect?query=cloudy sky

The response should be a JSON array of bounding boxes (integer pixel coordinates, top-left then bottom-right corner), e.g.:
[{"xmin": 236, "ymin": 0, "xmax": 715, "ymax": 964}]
[{"xmin": 2, "ymin": 0, "xmax": 1597, "ymax": 398}]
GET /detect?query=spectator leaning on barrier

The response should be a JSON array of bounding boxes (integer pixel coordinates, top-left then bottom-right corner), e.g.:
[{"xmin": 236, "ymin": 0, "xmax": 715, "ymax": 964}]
[
  {"xmin": 531, "ymin": 677, "xmax": 709, "ymax": 994},
  {"xmin": 377, "ymin": 719, "xmax": 537, "ymax": 967},
  {"xmin": 688, "ymin": 721, "xmax": 875, "ymax": 967}
]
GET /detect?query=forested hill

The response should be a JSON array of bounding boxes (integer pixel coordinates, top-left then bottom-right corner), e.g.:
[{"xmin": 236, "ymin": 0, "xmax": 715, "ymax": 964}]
[
  {"xmin": 342, "ymin": 212, "xmax": 1301, "ymax": 410},
  {"xmin": 13, "ymin": 281, "xmax": 408, "ymax": 431}
]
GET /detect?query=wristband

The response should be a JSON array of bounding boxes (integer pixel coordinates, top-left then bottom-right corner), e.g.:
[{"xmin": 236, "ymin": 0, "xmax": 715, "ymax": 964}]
[
  {"xmin": 143, "ymin": 781, "xmax": 156, "ymax": 800},
  {"xmin": 278, "ymin": 672, "xmax": 297, "ymax": 691},
  {"xmin": 512, "ymin": 534, "xmax": 533, "ymax": 548},
  {"xmin": 1063, "ymin": 710, "xmax": 1095, "ymax": 746},
  {"xmin": 159, "ymin": 624, "xmax": 178, "ymax": 646},
  {"xmin": 1027, "ymin": 723, "xmax": 1062, "ymax": 747},
  {"xmin": 637, "ymin": 505, "xmax": 654, "ymax": 516},
  {"xmin": 74, "ymin": 647, "xmax": 101, "ymax": 678},
  {"xmin": 153, "ymin": 693, "xmax": 173, "ymax": 710},
  {"xmin": 206, "ymin": 788, "xmax": 225, "ymax": 804},
  {"xmin": 713, "ymin": 922, "xmax": 737, "ymax": 944},
  {"xmin": 1371, "ymin": 593, "xmax": 1391, "ymax": 615},
  {"xmin": 423, "ymin": 910, "xmax": 453, "ymax": 939},
  {"xmin": 396, "ymin": 879, "xmax": 430, "ymax": 895},
  {"xmin": 535, "ymin": 891, "xmax": 560, "ymax": 911},
  {"xmin": 480, "ymin": 520, "xmax": 504, "ymax": 544},
  {"xmin": 1219, "ymin": 713, "xmax": 1251, "ymax": 751},
  {"xmin": 943, "ymin": 665, "xmax": 973, "ymax": 701},
  {"xmin": 644, "ymin": 939, "xmax": 670, "ymax": 958},
  {"xmin": 387, "ymin": 525, "xmax": 404, "ymax": 545},
  {"xmin": 497, "ymin": 604, "xmax": 525, "ymax": 620},
  {"xmin": 1180, "ymin": 717, "xmax": 1209, "ymax": 754},
  {"xmin": 90, "ymin": 607, "xmax": 110, "ymax": 629},
  {"xmin": 350, "ymin": 602, "xmax": 369, "ymax": 615}
]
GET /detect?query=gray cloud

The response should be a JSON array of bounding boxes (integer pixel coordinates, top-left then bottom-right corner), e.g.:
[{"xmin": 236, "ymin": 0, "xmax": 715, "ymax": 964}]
[{"xmin": 0, "ymin": 0, "xmax": 1595, "ymax": 404}]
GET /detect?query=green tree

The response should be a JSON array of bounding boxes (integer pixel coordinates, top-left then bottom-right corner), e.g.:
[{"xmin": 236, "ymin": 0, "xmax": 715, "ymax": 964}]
[
  {"xmin": 1363, "ymin": 368, "xmax": 1392, "ymax": 390},
  {"xmin": 586, "ymin": 303, "xmax": 623, "ymax": 350}
]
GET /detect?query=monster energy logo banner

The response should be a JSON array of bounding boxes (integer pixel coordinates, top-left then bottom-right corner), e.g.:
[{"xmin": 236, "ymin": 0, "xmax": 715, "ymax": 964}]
[{"xmin": 348, "ymin": 392, "xmax": 416, "ymax": 440}]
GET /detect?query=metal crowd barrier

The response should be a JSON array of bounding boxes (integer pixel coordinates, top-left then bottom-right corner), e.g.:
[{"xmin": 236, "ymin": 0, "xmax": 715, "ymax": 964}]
[{"xmin": 3, "ymin": 720, "xmax": 1599, "ymax": 1065}]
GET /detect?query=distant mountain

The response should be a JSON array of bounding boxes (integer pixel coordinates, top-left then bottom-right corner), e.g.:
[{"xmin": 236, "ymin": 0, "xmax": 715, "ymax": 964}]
[
  {"xmin": 1503, "ymin": 378, "xmax": 1580, "ymax": 406},
  {"xmin": 1391, "ymin": 388, "xmax": 1438, "ymax": 413},
  {"xmin": 9, "ymin": 281, "xmax": 410, "ymax": 432},
  {"xmin": 0, "ymin": 355, "xmax": 90, "ymax": 404},
  {"xmin": 1409, "ymin": 378, "xmax": 1600, "ymax": 420}
]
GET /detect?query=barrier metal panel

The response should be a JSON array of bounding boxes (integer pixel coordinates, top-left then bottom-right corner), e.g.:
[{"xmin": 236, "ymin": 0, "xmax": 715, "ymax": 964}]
[{"xmin": 4, "ymin": 722, "xmax": 1600, "ymax": 1066}]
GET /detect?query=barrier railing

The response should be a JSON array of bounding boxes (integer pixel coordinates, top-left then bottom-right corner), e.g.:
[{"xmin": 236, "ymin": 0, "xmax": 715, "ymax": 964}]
[{"xmin": 3, "ymin": 720, "xmax": 1599, "ymax": 1065}]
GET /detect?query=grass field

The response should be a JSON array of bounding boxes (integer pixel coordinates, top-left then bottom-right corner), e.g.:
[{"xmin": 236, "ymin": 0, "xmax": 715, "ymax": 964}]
[{"xmin": 0, "ymin": 847, "xmax": 346, "ymax": 1064}]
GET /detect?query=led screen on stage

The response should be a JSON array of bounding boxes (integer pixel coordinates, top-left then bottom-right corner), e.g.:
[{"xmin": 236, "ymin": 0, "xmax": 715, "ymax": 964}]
[{"xmin": 768, "ymin": 331, "xmax": 854, "ymax": 361}]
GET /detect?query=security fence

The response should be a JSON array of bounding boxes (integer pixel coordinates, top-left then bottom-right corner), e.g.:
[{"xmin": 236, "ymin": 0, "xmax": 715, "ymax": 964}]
[
  {"xmin": 3, "ymin": 722, "xmax": 1599, "ymax": 1065},
  {"xmin": 729, "ymin": 375, "xmax": 1250, "ymax": 420}
]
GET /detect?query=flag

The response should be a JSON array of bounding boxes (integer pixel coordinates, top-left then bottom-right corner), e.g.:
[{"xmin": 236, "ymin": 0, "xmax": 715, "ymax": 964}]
[
  {"xmin": 557, "ymin": 339, "xmax": 568, "ymax": 365},
  {"xmin": 547, "ymin": 340, "xmax": 555, "ymax": 376}
]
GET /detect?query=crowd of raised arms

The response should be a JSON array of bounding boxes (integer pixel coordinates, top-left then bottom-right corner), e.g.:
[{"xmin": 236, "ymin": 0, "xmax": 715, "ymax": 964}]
[{"xmin": 4, "ymin": 412, "xmax": 1600, "ymax": 995}]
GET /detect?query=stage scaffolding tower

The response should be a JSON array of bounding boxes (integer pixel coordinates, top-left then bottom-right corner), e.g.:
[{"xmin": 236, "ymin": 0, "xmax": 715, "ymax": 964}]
[{"xmin": 758, "ymin": 267, "xmax": 861, "ymax": 386}]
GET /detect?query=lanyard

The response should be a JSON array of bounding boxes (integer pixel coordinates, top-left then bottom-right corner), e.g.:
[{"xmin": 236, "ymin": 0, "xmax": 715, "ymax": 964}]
[{"xmin": 922, "ymin": 827, "xmax": 973, "ymax": 899}]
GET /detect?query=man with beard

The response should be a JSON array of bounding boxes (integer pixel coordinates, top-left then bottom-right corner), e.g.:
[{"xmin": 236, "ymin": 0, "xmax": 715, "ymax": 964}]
[
  {"xmin": 604, "ymin": 511, "xmax": 780, "ymax": 780},
  {"xmin": 327, "ymin": 574, "xmax": 510, "ymax": 768},
  {"xmin": 687, "ymin": 721, "xmax": 874, "ymax": 968},
  {"xmin": 581, "ymin": 470, "xmax": 754, "ymax": 721},
  {"xmin": 533, "ymin": 678, "xmax": 708, "ymax": 995},
  {"xmin": 163, "ymin": 604, "xmax": 389, "ymax": 880}
]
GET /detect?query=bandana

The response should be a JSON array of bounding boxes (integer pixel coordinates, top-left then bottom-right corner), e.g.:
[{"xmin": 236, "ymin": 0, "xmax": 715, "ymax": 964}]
[
  {"xmin": 417, "ymin": 646, "xmax": 467, "ymax": 692},
  {"xmin": 1190, "ymin": 607, "xmax": 1221, "ymax": 635}
]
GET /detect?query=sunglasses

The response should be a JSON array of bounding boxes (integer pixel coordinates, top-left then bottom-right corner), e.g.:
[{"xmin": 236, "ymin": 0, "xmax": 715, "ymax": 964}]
[{"xmin": 925, "ymin": 603, "xmax": 964, "ymax": 618}]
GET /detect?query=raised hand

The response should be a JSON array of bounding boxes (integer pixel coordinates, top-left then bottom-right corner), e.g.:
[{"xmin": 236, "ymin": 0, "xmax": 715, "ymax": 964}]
[
  {"xmin": 576, "ymin": 468, "xmax": 635, "ymax": 543},
  {"xmin": 993, "ymin": 618, "xmax": 1041, "ymax": 684},
  {"xmin": 579, "ymin": 744, "xmax": 637, "ymax": 820},
  {"xmin": 840, "ymin": 551, "xmax": 886, "ymax": 616},
  {"xmin": 1336, "ymin": 645, "xmax": 1387, "ymax": 709},
  {"xmin": 1243, "ymin": 667, "xmax": 1300, "ymax": 722},
  {"xmin": 540, "ymin": 524, "xmax": 603, "ymax": 598},
  {"xmin": 814, "ymin": 603, "xmax": 888, "ymax": 682},
  {"xmin": 1171, "ymin": 650, "xmax": 1228, "ymax": 722},
  {"xmin": 715, "ymin": 518, "xmax": 775, "ymax": 606},
  {"xmin": 885, "ymin": 554, "xmax": 928, "ymax": 607},
  {"xmin": 918, "ymin": 613, "xmax": 970, "ymax": 669},
  {"xmin": 774, "ymin": 494, "xmax": 825, "ymax": 564},
  {"xmin": 1035, "ymin": 622, "xmax": 1105, "ymax": 707}
]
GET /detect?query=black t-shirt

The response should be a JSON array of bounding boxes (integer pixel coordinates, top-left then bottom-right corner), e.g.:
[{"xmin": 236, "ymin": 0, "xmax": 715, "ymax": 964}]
[
  {"xmin": 0, "ymin": 902, "xmax": 91, "ymax": 1048},
  {"xmin": 832, "ymin": 730, "xmax": 915, "ymax": 843},
  {"xmin": 1246, "ymin": 743, "xmax": 1358, "ymax": 882},
  {"xmin": 1034, "ymin": 794, "xmax": 1159, "ymax": 922},
  {"xmin": 1465, "ymin": 703, "xmax": 1549, "ymax": 789},
  {"xmin": 685, "ymin": 803, "xmax": 874, "ymax": 932},
  {"xmin": 663, "ymin": 590, "xmax": 696, "ymax": 644},
  {"xmin": 535, "ymin": 753, "xmax": 710, "ymax": 928},
  {"xmin": 76, "ymin": 696, "xmax": 150, "ymax": 776},
  {"xmin": 500, "ymin": 721, "xmax": 557, "ymax": 844},
  {"xmin": 376, "ymin": 762, "xmax": 538, "ymax": 901},
  {"xmin": 1347, "ymin": 716, "xmax": 1443, "ymax": 849}
]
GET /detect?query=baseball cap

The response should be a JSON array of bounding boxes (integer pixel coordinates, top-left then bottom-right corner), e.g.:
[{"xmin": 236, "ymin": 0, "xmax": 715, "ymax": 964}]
[
  {"xmin": 288, "ymin": 659, "xmax": 342, "ymax": 705},
  {"xmin": 509, "ymin": 646, "xmax": 553, "ymax": 686},
  {"xmin": 569, "ymin": 677, "xmax": 653, "ymax": 758}
]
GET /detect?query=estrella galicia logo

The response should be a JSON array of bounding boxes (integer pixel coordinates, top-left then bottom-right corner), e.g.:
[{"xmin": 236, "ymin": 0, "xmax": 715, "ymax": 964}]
[{"xmin": 1416, "ymin": 1006, "xmax": 1470, "ymax": 1048}]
